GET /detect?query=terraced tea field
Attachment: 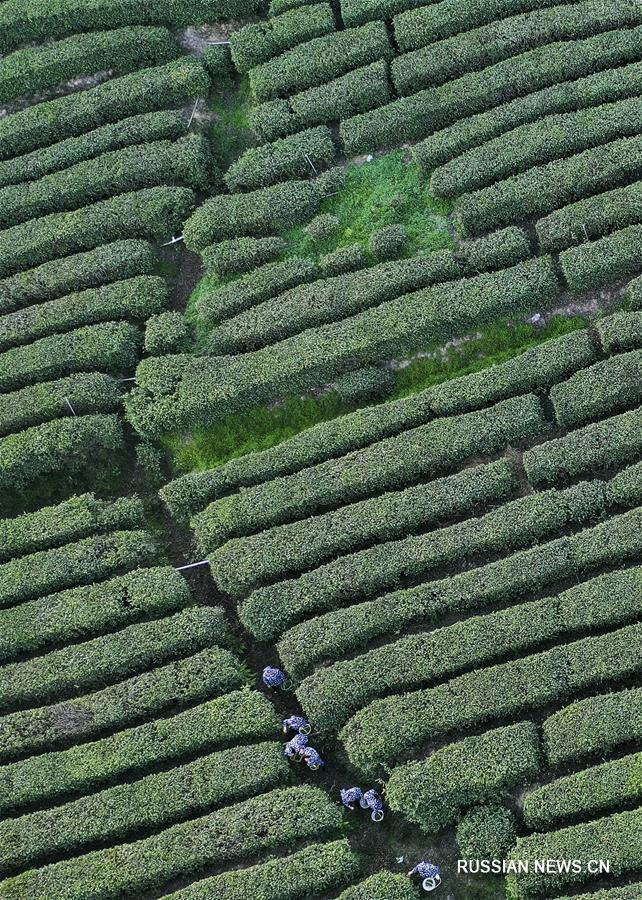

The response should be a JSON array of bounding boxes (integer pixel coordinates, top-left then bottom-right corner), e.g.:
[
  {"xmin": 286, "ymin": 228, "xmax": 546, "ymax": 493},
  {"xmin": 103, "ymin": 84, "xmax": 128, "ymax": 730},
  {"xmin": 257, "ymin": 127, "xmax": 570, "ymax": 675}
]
[{"xmin": 0, "ymin": 0, "xmax": 640, "ymax": 897}]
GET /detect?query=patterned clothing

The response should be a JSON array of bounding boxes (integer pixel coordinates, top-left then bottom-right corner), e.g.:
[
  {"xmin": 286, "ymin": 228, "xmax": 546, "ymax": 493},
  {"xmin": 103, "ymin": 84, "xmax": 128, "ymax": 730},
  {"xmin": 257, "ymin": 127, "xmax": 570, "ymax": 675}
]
[{"xmin": 262, "ymin": 666, "xmax": 286, "ymax": 688}]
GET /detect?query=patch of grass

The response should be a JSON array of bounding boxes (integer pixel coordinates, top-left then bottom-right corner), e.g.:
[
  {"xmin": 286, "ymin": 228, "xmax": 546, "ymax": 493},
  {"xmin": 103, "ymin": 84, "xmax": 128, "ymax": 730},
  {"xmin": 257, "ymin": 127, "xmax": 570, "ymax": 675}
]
[
  {"xmin": 165, "ymin": 315, "xmax": 587, "ymax": 475},
  {"xmin": 208, "ymin": 77, "xmax": 256, "ymax": 173}
]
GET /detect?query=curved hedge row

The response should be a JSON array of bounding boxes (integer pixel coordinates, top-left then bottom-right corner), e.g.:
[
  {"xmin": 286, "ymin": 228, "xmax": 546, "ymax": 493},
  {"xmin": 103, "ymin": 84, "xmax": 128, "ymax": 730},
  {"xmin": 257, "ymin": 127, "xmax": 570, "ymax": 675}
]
[
  {"xmin": 337, "ymin": 872, "xmax": 418, "ymax": 900},
  {"xmin": 201, "ymin": 237, "xmax": 286, "ymax": 278},
  {"xmin": 0, "ymin": 135, "xmax": 212, "ymax": 230},
  {"xmin": 250, "ymin": 61, "xmax": 392, "ymax": 143},
  {"xmin": 431, "ymin": 95, "xmax": 642, "ymax": 199},
  {"xmin": 341, "ymin": 26, "xmax": 642, "ymax": 154},
  {"xmin": 210, "ymin": 459, "xmax": 515, "ymax": 596},
  {"xmin": 196, "ymin": 393, "xmax": 543, "ymax": 549},
  {"xmin": 128, "ymin": 256, "xmax": 560, "ymax": 436},
  {"xmin": 160, "ymin": 326, "xmax": 593, "ymax": 522},
  {"xmin": 0, "ymin": 321, "xmax": 141, "ymax": 393},
  {"xmin": 341, "ymin": 0, "xmax": 434, "ymax": 27},
  {"xmin": 341, "ymin": 622, "xmax": 642, "ymax": 771},
  {"xmin": 0, "ymin": 493, "xmax": 143, "ymax": 564},
  {"xmin": 0, "ymin": 56, "xmax": 209, "ymax": 162},
  {"xmin": 206, "ymin": 251, "xmax": 459, "ymax": 354},
  {"xmin": 0, "ymin": 26, "xmax": 180, "ymax": 104},
  {"xmin": 387, "ymin": 722, "xmax": 540, "ymax": 832},
  {"xmin": 0, "ymin": 566, "xmax": 191, "ymax": 662},
  {"xmin": 0, "ymin": 277, "xmax": 167, "ymax": 353},
  {"xmin": 0, "ymin": 240, "xmax": 158, "ymax": 315},
  {"xmin": 0, "ymin": 606, "xmax": 229, "ymax": 714},
  {"xmin": 0, "ymin": 0, "xmax": 266, "ymax": 51},
  {"xmin": 248, "ymin": 23, "xmax": 393, "ymax": 102},
  {"xmin": 295, "ymin": 565, "xmax": 642, "ymax": 731},
  {"xmin": 0, "ymin": 111, "xmax": 185, "ymax": 192},
  {"xmin": 0, "ymin": 529, "xmax": 158, "ymax": 609},
  {"xmin": 0, "ymin": 689, "xmax": 278, "ymax": 815},
  {"xmin": 198, "ymin": 257, "xmax": 317, "ymax": 326},
  {"xmin": 454, "ymin": 133, "xmax": 642, "ymax": 236},
  {"xmin": 0, "ymin": 741, "xmax": 288, "ymax": 874},
  {"xmin": 0, "ymin": 647, "xmax": 245, "ymax": 764},
  {"xmin": 414, "ymin": 59, "xmax": 642, "ymax": 171},
  {"xmin": 560, "ymin": 223, "xmax": 642, "ymax": 293},
  {"xmin": 0, "ymin": 186, "xmax": 194, "ymax": 278},
  {"xmin": 506, "ymin": 808, "xmax": 642, "ymax": 898},
  {"xmin": 231, "ymin": 3, "xmax": 335, "ymax": 73},
  {"xmin": 523, "ymin": 751, "xmax": 642, "ymax": 831},
  {"xmin": 391, "ymin": 0, "xmax": 642, "ymax": 94},
  {"xmin": 240, "ymin": 478, "xmax": 603, "ymax": 641},
  {"xmin": 551, "ymin": 348, "xmax": 642, "ymax": 427},
  {"xmin": 0, "ymin": 786, "xmax": 342, "ymax": 900},
  {"xmin": 523, "ymin": 405, "xmax": 642, "ymax": 485},
  {"xmin": 0, "ymin": 413, "xmax": 124, "ymax": 496},
  {"xmin": 164, "ymin": 840, "xmax": 359, "ymax": 900},
  {"xmin": 597, "ymin": 309, "xmax": 642, "ymax": 353},
  {"xmin": 0, "ymin": 373, "xmax": 121, "ymax": 438},
  {"xmin": 224, "ymin": 126, "xmax": 335, "ymax": 192},
  {"xmin": 543, "ymin": 686, "xmax": 642, "ymax": 767},
  {"xmin": 278, "ymin": 500, "xmax": 642, "ymax": 679}
]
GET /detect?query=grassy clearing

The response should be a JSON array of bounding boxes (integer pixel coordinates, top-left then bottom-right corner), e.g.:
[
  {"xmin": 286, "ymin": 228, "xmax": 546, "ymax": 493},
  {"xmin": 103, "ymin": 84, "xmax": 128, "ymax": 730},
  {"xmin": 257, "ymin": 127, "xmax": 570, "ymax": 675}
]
[{"xmin": 165, "ymin": 315, "xmax": 586, "ymax": 474}]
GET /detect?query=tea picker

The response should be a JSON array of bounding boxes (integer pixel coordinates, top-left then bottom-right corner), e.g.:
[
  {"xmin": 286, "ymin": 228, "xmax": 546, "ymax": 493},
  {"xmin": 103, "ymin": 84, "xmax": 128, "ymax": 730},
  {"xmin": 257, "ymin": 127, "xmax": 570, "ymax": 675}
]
[
  {"xmin": 360, "ymin": 788, "xmax": 385, "ymax": 822},
  {"xmin": 409, "ymin": 861, "xmax": 442, "ymax": 892},
  {"xmin": 340, "ymin": 787, "xmax": 364, "ymax": 811},
  {"xmin": 284, "ymin": 733, "xmax": 309, "ymax": 760},
  {"xmin": 262, "ymin": 666, "xmax": 292, "ymax": 690},
  {"xmin": 283, "ymin": 715, "xmax": 311, "ymax": 735},
  {"xmin": 301, "ymin": 746, "xmax": 324, "ymax": 770}
]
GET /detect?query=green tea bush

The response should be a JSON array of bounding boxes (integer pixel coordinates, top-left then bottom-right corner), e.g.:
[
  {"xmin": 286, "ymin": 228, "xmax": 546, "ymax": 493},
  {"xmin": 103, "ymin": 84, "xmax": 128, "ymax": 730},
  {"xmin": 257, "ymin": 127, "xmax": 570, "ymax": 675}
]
[
  {"xmin": 161, "ymin": 327, "xmax": 592, "ymax": 523},
  {"xmin": 523, "ymin": 405, "xmax": 642, "ymax": 485},
  {"xmin": 155, "ymin": 840, "xmax": 359, "ymax": 900},
  {"xmin": 387, "ymin": 722, "xmax": 540, "ymax": 831},
  {"xmin": 0, "ymin": 186, "xmax": 194, "ymax": 278},
  {"xmin": 0, "ymin": 690, "xmax": 278, "ymax": 815},
  {"xmin": 370, "ymin": 224, "xmax": 407, "ymax": 260},
  {"xmin": 551, "ymin": 348, "xmax": 642, "ymax": 426},
  {"xmin": 557, "ymin": 886, "xmax": 642, "ymax": 900},
  {"xmin": 207, "ymin": 251, "xmax": 459, "ymax": 354},
  {"xmin": 144, "ymin": 312, "xmax": 190, "ymax": 356},
  {"xmin": 231, "ymin": 3, "xmax": 335, "ymax": 73},
  {"xmin": 240, "ymin": 463, "xmax": 602, "ymax": 643},
  {"xmin": 341, "ymin": 622, "xmax": 642, "ymax": 771},
  {"xmin": 0, "ymin": 786, "xmax": 342, "ymax": 900},
  {"xmin": 0, "ymin": 26, "xmax": 181, "ymax": 103},
  {"xmin": 0, "ymin": 373, "xmax": 121, "ymax": 437},
  {"xmin": 0, "ymin": 0, "xmax": 265, "ymax": 52},
  {"xmin": 319, "ymin": 244, "xmax": 367, "ymax": 277},
  {"xmin": 184, "ymin": 178, "xmax": 325, "ymax": 248},
  {"xmin": 456, "ymin": 806, "xmax": 517, "ymax": 860},
  {"xmin": 198, "ymin": 257, "xmax": 317, "ymax": 326},
  {"xmin": 454, "ymin": 134, "xmax": 642, "ymax": 236},
  {"xmin": 0, "ymin": 413, "xmax": 125, "ymax": 496},
  {"xmin": 431, "ymin": 95, "xmax": 642, "ymax": 199},
  {"xmin": 225, "ymin": 126, "xmax": 336, "ymax": 192},
  {"xmin": 456, "ymin": 226, "xmax": 531, "ymax": 273},
  {"xmin": 597, "ymin": 309, "xmax": 642, "ymax": 352},
  {"xmin": 270, "ymin": 0, "xmax": 320, "ymax": 13},
  {"xmin": 560, "ymin": 223, "xmax": 642, "ymax": 292},
  {"xmin": 0, "ymin": 135, "xmax": 212, "ymax": 230},
  {"xmin": 337, "ymin": 872, "xmax": 419, "ymax": 900},
  {"xmin": 506, "ymin": 808, "xmax": 642, "ymax": 898},
  {"xmin": 249, "ymin": 23, "xmax": 393, "ymax": 102},
  {"xmin": 280, "ymin": 504, "xmax": 642, "ymax": 678},
  {"xmin": 523, "ymin": 751, "xmax": 642, "ymax": 830},
  {"xmin": 305, "ymin": 213, "xmax": 341, "ymax": 242},
  {"xmin": 333, "ymin": 365, "xmax": 393, "ymax": 404},
  {"xmin": 414, "ymin": 59, "xmax": 642, "ymax": 171},
  {"xmin": 0, "ymin": 240, "xmax": 158, "ymax": 315},
  {"xmin": 544, "ymin": 686, "xmax": 642, "ymax": 767},
  {"xmin": 196, "ymin": 393, "xmax": 543, "ymax": 549},
  {"xmin": 209, "ymin": 458, "xmax": 515, "ymax": 594},
  {"xmin": 249, "ymin": 99, "xmax": 297, "ymax": 143},
  {"xmin": 341, "ymin": 27, "xmax": 642, "ymax": 154},
  {"xmin": 0, "ymin": 566, "xmax": 190, "ymax": 662},
  {"xmin": 606, "ymin": 459, "xmax": 642, "ymax": 507},
  {"xmin": 0, "ymin": 606, "xmax": 229, "ymax": 714},
  {"xmin": 0, "ymin": 321, "xmax": 141, "ymax": 393},
  {"xmin": 294, "ymin": 564, "xmax": 640, "ymax": 730},
  {"xmin": 538, "ymin": 178, "xmax": 642, "ymax": 251},
  {"xmin": 0, "ymin": 57, "xmax": 209, "ymax": 161},
  {"xmin": 0, "ymin": 647, "xmax": 245, "ymax": 764},
  {"xmin": 0, "ymin": 529, "xmax": 158, "ymax": 609},
  {"xmin": 0, "ymin": 276, "xmax": 167, "ymax": 353},
  {"xmin": 201, "ymin": 237, "xmax": 286, "ymax": 277},
  {"xmin": 0, "ymin": 493, "xmax": 143, "ymax": 564},
  {"xmin": 394, "ymin": 0, "xmax": 576, "ymax": 52},
  {"xmin": 0, "ymin": 741, "xmax": 288, "ymax": 873},
  {"xmin": 391, "ymin": 0, "xmax": 642, "ymax": 93}
]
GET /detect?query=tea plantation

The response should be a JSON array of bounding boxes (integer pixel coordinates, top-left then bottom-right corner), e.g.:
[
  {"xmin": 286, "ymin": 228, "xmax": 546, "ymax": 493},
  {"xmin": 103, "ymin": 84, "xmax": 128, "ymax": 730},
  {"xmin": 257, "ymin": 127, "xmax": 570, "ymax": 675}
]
[{"xmin": 0, "ymin": 0, "xmax": 640, "ymax": 897}]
